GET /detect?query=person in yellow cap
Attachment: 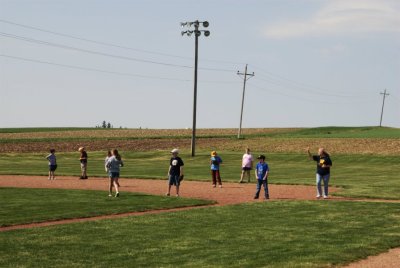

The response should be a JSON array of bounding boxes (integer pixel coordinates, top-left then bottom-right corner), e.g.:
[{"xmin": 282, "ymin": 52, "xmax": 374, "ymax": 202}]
[{"xmin": 210, "ymin": 151, "xmax": 223, "ymax": 188}]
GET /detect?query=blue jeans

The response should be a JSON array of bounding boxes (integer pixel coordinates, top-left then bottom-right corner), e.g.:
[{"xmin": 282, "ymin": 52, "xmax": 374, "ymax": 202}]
[
  {"xmin": 255, "ymin": 180, "xmax": 269, "ymax": 198},
  {"xmin": 316, "ymin": 173, "xmax": 330, "ymax": 196}
]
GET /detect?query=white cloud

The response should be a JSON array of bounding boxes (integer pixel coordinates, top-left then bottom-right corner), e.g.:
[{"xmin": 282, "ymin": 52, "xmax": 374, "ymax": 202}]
[{"xmin": 264, "ymin": 0, "xmax": 400, "ymax": 39}]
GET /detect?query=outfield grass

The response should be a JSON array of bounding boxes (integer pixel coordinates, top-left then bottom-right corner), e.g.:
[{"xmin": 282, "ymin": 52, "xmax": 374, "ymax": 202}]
[
  {"xmin": 0, "ymin": 188, "xmax": 213, "ymax": 227},
  {"xmin": 0, "ymin": 151, "xmax": 399, "ymax": 199},
  {"xmin": 1, "ymin": 201, "xmax": 399, "ymax": 267}
]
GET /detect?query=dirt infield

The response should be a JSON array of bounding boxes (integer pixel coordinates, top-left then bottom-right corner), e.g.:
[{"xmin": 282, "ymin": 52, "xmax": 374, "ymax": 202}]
[{"xmin": 1, "ymin": 175, "xmax": 399, "ymax": 267}]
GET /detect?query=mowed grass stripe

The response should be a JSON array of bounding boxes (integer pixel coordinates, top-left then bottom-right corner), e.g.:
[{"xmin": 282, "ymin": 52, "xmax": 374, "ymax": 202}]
[
  {"xmin": 1, "ymin": 201, "xmax": 399, "ymax": 267},
  {"xmin": 0, "ymin": 188, "xmax": 213, "ymax": 227}
]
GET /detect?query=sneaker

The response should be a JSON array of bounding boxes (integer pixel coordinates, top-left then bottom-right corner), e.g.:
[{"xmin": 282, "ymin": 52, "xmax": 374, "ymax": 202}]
[
  {"xmin": 323, "ymin": 195, "xmax": 328, "ymax": 199},
  {"xmin": 176, "ymin": 194, "xmax": 179, "ymax": 197},
  {"xmin": 239, "ymin": 180, "xmax": 243, "ymax": 184},
  {"xmin": 108, "ymin": 194, "xmax": 112, "ymax": 197},
  {"xmin": 212, "ymin": 184, "xmax": 216, "ymax": 188},
  {"xmin": 115, "ymin": 192, "xmax": 120, "ymax": 197},
  {"xmin": 254, "ymin": 196, "xmax": 259, "ymax": 199},
  {"xmin": 316, "ymin": 194, "xmax": 321, "ymax": 198},
  {"xmin": 166, "ymin": 193, "xmax": 170, "ymax": 196},
  {"xmin": 265, "ymin": 194, "xmax": 270, "ymax": 199},
  {"xmin": 219, "ymin": 185, "xmax": 222, "ymax": 188},
  {"xmin": 48, "ymin": 177, "xmax": 51, "ymax": 180}
]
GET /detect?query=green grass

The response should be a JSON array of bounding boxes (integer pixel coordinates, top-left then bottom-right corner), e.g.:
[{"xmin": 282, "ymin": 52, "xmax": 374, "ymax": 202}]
[
  {"xmin": 1, "ymin": 201, "xmax": 399, "ymax": 267},
  {"xmin": 0, "ymin": 188, "xmax": 213, "ymax": 227},
  {"xmin": 257, "ymin": 126, "xmax": 400, "ymax": 138},
  {"xmin": 0, "ymin": 151, "xmax": 399, "ymax": 199}
]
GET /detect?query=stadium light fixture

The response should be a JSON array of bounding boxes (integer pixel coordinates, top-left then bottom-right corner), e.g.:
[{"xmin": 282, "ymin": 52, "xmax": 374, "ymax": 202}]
[{"xmin": 180, "ymin": 20, "xmax": 210, "ymax": 157}]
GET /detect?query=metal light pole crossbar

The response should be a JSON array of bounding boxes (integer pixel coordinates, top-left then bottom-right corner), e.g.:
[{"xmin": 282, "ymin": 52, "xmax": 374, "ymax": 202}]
[{"xmin": 181, "ymin": 20, "xmax": 210, "ymax": 157}]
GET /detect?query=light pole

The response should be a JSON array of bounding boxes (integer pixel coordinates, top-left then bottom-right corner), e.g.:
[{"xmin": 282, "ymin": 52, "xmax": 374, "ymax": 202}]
[{"xmin": 181, "ymin": 20, "xmax": 210, "ymax": 157}]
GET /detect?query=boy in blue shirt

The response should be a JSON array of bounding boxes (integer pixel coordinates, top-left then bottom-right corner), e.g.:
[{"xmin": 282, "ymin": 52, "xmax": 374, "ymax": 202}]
[{"xmin": 254, "ymin": 155, "xmax": 269, "ymax": 199}]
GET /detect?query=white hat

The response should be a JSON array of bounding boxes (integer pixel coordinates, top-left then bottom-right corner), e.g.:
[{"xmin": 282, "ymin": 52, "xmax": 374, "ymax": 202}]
[{"xmin": 171, "ymin": 148, "xmax": 179, "ymax": 154}]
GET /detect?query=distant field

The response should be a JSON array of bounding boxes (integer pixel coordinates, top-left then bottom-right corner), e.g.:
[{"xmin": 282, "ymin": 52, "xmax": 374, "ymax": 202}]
[
  {"xmin": 0, "ymin": 127, "xmax": 399, "ymax": 154},
  {"xmin": 0, "ymin": 126, "xmax": 398, "ymax": 140}
]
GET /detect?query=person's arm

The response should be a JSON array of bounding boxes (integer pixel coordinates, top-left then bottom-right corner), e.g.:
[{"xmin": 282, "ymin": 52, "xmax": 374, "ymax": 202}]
[
  {"xmin": 254, "ymin": 168, "xmax": 258, "ymax": 180},
  {"xmin": 263, "ymin": 170, "xmax": 269, "ymax": 180},
  {"xmin": 167, "ymin": 166, "xmax": 171, "ymax": 177},
  {"xmin": 180, "ymin": 166, "xmax": 184, "ymax": 176},
  {"xmin": 307, "ymin": 148, "xmax": 313, "ymax": 160}
]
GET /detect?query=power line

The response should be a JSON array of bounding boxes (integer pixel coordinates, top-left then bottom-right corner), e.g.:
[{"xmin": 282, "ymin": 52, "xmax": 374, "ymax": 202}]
[
  {"xmin": 0, "ymin": 54, "xmax": 191, "ymax": 81},
  {"xmin": 0, "ymin": 32, "xmax": 235, "ymax": 73},
  {"xmin": 248, "ymin": 82, "xmax": 374, "ymax": 105},
  {"xmin": 0, "ymin": 54, "xmax": 238, "ymax": 84},
  {"xmin": 250, "ymin": 64, "xmax": 365, "ymax": 98},
  {"xmin": 0, "ymin": 18, "xmax": 246, "ymax": 65}
]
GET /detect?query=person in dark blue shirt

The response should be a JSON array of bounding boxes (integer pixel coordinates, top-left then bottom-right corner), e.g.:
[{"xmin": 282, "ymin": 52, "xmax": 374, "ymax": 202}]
[
  {"xmin": 167, "ymin": 148, "xmax": 184, "ymax": 197},
  {"xmin": 254, "ymin": 155, "xmax": 270, "ymax": 199},
  {"xmin": 307, "ymin": 147, "xmax": 332, "ymax": 199}
]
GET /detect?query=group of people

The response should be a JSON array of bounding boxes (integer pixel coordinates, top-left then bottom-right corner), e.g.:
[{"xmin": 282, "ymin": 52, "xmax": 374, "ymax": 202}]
[
  {"xmin": 45, "ymin": 146, "xmax": 333, "ymax": 200},
  {"xmin": 46, "ymin": 147, "xmax": 124, "ymax": 197}
]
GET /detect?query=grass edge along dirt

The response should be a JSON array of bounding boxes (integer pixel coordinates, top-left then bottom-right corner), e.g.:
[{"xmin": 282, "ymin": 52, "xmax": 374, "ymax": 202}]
[
  {"xmin": 0, "ymin": 187, "xmax": 213, "ymax": 227},
  {"xmin": 1, "ymin": 201, "xmax": 399, "ymax": 267}
]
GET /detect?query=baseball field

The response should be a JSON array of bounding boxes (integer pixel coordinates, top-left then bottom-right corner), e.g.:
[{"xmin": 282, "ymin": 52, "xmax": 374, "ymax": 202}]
[{"xmin": 0, "ymin": 126, "xmax": 399, "ymax": 267}]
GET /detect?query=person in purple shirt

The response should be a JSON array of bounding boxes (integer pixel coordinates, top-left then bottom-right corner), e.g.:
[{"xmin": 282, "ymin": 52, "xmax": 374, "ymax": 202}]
[{"xmin": 210, "ymin": 151, "xmax": 223, "ymax": 188}]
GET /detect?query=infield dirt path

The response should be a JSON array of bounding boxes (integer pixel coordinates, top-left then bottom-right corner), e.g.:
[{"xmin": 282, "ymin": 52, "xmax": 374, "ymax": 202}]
[{"xmin": 1, "ymin": 175, "xmax": 399, "ymax": 267}]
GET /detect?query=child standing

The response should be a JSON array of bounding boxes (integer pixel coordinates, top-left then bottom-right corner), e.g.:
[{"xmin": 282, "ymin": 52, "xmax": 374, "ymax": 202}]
[
  {"xmin": 254, "ymin": 155, "xmax": 269, "ymax": 199},
  {"xmin": 210, "ymin": 151, "xmax": 223, "ymax": 188},
  {"xmin": 106, "ymin": 149, "xmax": 124, "ymax": 197},
  {"xmin": 46, "ymin": 149, "xmax": 57, "ymax": 180},
  {"xmin": 78, "ymin": 147, "xmax": 88, "ymax": 180},
  {"xmin": 239, "ymin": 148, "xmax": 253, "ymax": 183},
  {"xmin": 167, "ymin": 148, "xmax": 184, "ymax": 197}
]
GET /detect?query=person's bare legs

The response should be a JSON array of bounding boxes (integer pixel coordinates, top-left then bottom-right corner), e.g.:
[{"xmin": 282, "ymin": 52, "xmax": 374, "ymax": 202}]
[
  {"xmin": 246, "ymin": 170, "xmax": 251, "ymax": 182},
  {"xmin": 108, "ymin": 178, "xmax": 113, "ymax": 196},
  {"xmin": 166, "ymin": 184, "xmax": 172, "ymax": 196},
  {"xmin": 175, "ymin": 185, "xmax": 180, "ymax": 197},
  {"xmin": 113, "ymin": 178, "xmax": 120, "ymax": 197},
  {"xmin": 239, "ymin": 170, "xmax": 245, "ymax": 183},
  {"xmin": 48, "ymin": 171, "xmax": 51, "ymax": 180}
]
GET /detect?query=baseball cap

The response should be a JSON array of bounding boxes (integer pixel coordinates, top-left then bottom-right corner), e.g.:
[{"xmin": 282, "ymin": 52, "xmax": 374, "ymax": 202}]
[
  {"xmin": 78, "ymin": 147, "xmax": 85, "ymax": 151},
  {"xmin": 211, "ymin": 151, "xmax": 217, "ymax": 156},
  {"xmin": 171, "ymin": 148, "xmax": 179, "ymax": 154},
  {"xmin": 257, "ymin": 154, "xmax": 265, "ymax": 159}
]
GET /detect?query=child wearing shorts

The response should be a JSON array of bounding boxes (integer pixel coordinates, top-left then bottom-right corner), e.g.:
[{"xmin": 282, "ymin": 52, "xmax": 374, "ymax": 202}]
[{"xmin": 46, "ymin": 149, "xmax": 57, "ymax": 180}]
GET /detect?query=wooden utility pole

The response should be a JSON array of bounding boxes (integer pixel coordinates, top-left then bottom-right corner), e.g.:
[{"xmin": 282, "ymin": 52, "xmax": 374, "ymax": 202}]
[
  {"xmin": 379, "ymin": 89, "xmax": 389, "ymax": 127},
  {"xmin": 237, "ymin": 64, "xmax": 254, "ymax": 139}
]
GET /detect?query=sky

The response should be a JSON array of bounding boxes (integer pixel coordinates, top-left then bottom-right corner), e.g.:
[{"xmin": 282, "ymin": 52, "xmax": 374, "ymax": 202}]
[{"xmin": 0, "ymin": 0, "xmax": 399, "ymax": 129}]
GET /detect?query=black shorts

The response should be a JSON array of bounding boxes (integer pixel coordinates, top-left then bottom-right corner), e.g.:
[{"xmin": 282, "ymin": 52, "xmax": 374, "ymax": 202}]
[
  {"xmin": 49, "ymin": 165, "xmax": 57, "ymax": 171},
  {"xmin": 242, "ymin": 167, "xmax": 252, "ymax": 171}
]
